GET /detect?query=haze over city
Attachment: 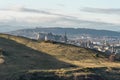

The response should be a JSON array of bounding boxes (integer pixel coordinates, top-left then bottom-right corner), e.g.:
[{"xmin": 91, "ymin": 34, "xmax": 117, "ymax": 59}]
[{"xmin": 0, "ymin": 0, "xmax": 120, "ymax": 32}]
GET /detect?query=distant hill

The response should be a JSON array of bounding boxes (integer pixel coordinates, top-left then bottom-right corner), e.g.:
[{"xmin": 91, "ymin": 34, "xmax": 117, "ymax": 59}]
[
  {"xmin": 8, "ymin": 28, "xmax": 120, "ymax": 39},
  {"xmin": 0, "ymin": 33, "xmax": 120, "ymax": 80}
]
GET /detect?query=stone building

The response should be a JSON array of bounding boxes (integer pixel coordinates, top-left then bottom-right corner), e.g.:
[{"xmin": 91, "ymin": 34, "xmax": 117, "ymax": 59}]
[{"xmin": 37, "ymin": 32, "xmax": 68, "ymax": 43}]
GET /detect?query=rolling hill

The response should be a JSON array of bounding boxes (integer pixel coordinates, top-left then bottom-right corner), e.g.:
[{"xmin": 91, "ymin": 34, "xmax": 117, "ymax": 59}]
[
  {"xmin": 0, "ymin": 33, "xmax": 120, "ymax": 80},
  {"xmin": 8, "ymin": 28, "xmax": 120, "ymax": 39},
  {"xmin": 0, "ymin": 35, "xmax": 75, "ymax": 80}
]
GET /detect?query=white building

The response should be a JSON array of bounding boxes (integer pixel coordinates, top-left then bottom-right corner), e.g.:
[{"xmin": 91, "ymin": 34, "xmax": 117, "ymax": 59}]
[{"xmin": 36, "ymin": 32, "xmax": 68, "ymax": 43}]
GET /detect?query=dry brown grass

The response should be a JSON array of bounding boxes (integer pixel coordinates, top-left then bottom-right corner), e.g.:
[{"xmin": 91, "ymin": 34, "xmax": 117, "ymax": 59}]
[
  {"xmin": 0, "ymin": 33, "xmax": 119, "ymax": 68},
  {"xmin": 0, "ymin": 33, "xmax": 120, "ymax": 80}
]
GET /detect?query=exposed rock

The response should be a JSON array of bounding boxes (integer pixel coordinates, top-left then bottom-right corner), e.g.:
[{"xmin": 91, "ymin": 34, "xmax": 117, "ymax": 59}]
[{"xmin": 0, "ymin": 58, "xmax": 4, "ymax": 64}]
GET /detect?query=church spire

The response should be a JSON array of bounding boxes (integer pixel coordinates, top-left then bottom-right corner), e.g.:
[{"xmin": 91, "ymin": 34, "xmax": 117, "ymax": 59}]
[{"xmin": 64, "ymin": 32, "xmax": 67, "ymax": 43}]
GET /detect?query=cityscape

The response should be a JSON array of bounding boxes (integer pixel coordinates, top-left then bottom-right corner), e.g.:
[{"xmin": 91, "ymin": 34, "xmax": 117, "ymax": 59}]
[{"xmin": 36, "ymin": 32, "xmax": 120, "ymax": 54}]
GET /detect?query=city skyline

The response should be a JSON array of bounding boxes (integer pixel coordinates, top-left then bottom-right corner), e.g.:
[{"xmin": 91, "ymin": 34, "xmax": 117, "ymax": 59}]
[{"xmin": 0, "ymin": 0, "xmax": 120, "ymax": 32}]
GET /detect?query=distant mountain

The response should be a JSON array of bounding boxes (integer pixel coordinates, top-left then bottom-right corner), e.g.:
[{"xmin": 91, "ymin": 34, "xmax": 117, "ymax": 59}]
[{"xmin": 8, "ymin": 27, "xmax": 120, "ymax": 39}]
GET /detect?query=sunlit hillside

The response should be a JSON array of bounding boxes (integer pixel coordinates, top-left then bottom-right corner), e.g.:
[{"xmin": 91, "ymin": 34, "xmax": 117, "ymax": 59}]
[{"xmin": 0, "ymin": 33, "xmax": 120, "ymax": 80}]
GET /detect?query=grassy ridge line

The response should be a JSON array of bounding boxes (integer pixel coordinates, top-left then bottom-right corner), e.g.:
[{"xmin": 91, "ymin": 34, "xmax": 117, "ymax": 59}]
[
  {"xmin": 1, "ymin": 34, "xmax": 120, "ymax": 80},
  {"xmin": 0, "ymin": 33, "xmax": 33, "ymax": 45},
  {"xmin": 0, "ymin": 33, "xmax": 39, "ymax": 50},
  {"xmin": 2, "ymin": 33, "xmax": 119, "ymax": 68},
  {"xmin": 0, "ymin": 33, "xmax": 80, "ymax": 80},
  {"xmin": 0, "ymin": 33, "xmax": 108, "ymax": 67}
]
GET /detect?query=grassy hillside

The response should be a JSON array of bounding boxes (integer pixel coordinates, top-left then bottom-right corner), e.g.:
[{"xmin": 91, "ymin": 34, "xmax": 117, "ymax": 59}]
[
  {"xmin": 0, "ymin": 33, "xmax": 120, "ymax": 80},
  {"xmin": 0, "ymin": 33, "xmax": 109, "ymax": 67},
  {"xmin": 0, "ymin": 36, "xmax": 75, "ymax": 80}
]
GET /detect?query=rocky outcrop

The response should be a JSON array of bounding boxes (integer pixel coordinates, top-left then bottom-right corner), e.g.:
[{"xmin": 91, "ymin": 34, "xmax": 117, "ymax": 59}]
[
  {"xmin": 0, "ymin": 48, "xmax": 5, "ymax": 64},
  {"xmin": 9, "ymin": 72, "xmax": 105, "ymax": 80}
]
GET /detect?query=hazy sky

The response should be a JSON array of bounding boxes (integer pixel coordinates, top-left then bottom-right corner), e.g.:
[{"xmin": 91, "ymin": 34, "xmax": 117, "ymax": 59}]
[{"xmin": 0, "ymin": 0, "xmax": 120, "ymax": 32}]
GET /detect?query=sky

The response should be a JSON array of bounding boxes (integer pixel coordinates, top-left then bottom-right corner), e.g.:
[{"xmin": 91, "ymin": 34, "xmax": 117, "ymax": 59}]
[{"xmin": 0, "ymin": 0, "xmax": 120, "ymax": 32}]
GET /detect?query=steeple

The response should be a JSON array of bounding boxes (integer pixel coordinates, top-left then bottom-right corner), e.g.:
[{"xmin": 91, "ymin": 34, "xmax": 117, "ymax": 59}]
[
  {"xmin": 36, "ymin": 32, "xmax": 40, "ymax": 40},
  {"xmin": 64, "ymin": 32, "xmax": 67, "ymax": 43},
  {"xmin": 45, "ymin": 35, "xmax": 48, "ymax": 41}
]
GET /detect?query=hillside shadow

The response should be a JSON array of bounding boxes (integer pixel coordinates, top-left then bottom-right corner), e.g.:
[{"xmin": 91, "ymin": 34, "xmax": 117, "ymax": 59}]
[
  {"xmin": 0, "ymin": 37, "xmax": 77, "ymax": 69},
  {"xmin": 0, "ymin": 37, "xmax": 78, "ymax": 80}
]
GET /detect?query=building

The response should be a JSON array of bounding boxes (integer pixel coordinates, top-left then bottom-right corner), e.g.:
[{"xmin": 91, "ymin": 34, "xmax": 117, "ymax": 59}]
[{"xmin": 36, "ymin": 32, "xmax": 68, "ymax": 43}]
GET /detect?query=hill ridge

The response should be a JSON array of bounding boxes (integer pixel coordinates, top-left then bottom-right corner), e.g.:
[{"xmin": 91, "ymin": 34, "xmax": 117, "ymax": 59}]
[
  {"xmin": 0, "ymin": 33, "xmax": 109, "ymax": 67},
  {"xmin": 0, "ymin": 33, "xmax": 120, "ymax": 80},
  {"xmin": 8, "ymin": 28, "xmax": 120, "ymax": 39}
]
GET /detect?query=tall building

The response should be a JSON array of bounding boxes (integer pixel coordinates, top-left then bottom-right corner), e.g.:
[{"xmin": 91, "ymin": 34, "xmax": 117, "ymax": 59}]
[
  {"xmin": 36, "ymin": 32, "xmax": 46, "ymax": 40},
  {"xmin": 64, "ymin": 32, "xmax": 68, "ymax": 43}
]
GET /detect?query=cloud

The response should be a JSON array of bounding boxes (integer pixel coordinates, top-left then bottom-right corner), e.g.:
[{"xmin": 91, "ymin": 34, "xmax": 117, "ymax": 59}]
[
  {"xmin": 2, "ymin": 6, "xmax": 52, "ymax": 15},
  {"xmin": 3, "ymin": 6, "xmax": 74, "ymax": 18},
  {"xmin": 81, "ymin": 7, "xmax": 120, "ymax": 14},
  {"xmin": 0, "ymin": 6, "xmax": 79, "ymax": 24},
  {"xmin": 0, "ymin": 6, "xmax": 120, "ymax": 32}
]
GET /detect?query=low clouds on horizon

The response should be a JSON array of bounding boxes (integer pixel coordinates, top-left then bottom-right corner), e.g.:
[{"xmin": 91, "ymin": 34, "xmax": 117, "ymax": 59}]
[
  {"xmin": 81, "ymin": 7, "xmax": 120, "ymax": 14},
  {"xmin": 0, "ymin": 6, "xmax": 120, "ymax": 32}
]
